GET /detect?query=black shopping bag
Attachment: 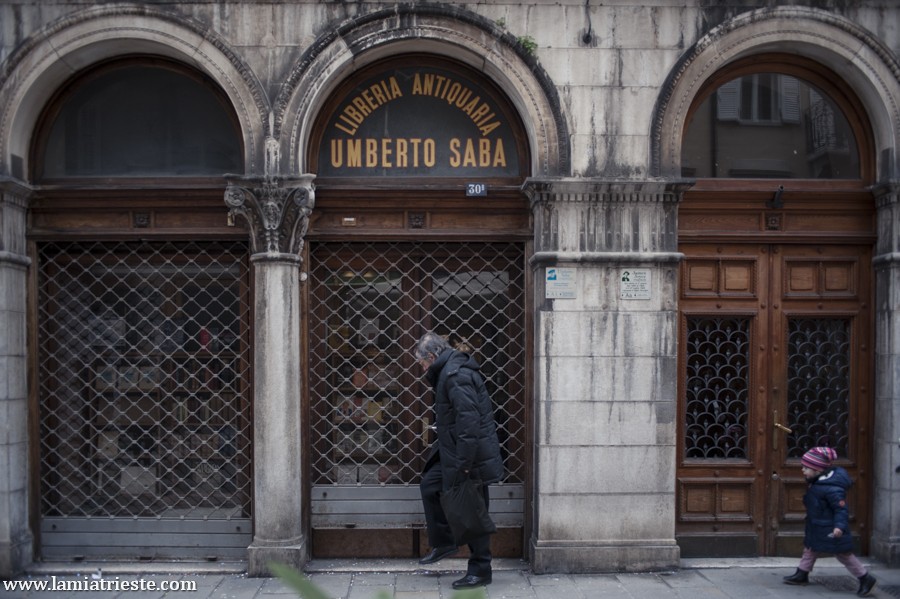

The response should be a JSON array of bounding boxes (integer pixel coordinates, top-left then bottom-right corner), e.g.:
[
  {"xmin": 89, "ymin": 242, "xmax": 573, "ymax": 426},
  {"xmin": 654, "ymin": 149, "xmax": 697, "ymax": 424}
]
[{"xmin": 439, "ymin": 478, "xmax": 496, "ymax": 546}]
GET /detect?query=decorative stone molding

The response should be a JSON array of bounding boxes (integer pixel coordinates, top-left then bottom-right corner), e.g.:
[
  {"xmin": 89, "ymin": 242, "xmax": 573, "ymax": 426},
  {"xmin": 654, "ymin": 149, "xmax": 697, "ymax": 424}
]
[
  {"xmin": 872, "ymin": 180, "xmax": 900, "ymax": 206},
  {"xmin": 0, "ymin": 177, "xmax": 32, "ymax": 265},
  {"xmin": 523, "ymin": 178, "xmax": 693, "ymax": 256},
  {"xmin": 873, "ymin": 181, "xmax": 900, "ymax": 259},
  {"xmin": 275, "ymin": 4, "xmax": 568, "ymax": 177},
  {"xmin": 0, "ymin": 176, "xmax": 32, "ymax": 207},
  {"xmin": 523, "ymin": 178, "xmax": 692, "ymax": 208},
  {"xmin": 225, "ymin": 175, "xmax": 316, "ymax": 257}
]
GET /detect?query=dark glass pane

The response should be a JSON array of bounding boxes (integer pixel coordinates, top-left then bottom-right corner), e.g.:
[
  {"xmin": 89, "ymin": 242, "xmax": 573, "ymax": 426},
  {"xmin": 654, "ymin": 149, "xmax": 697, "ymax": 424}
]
[
  {"xmin": 757, "ymin": 74, "xmax": 774, "ymax": 122},
  {"xmin": 682, "ymin": 73, "xmax": 860, "ymax": 179},
  {"xmin": 740, "ymin": 77, "xmax": 754, "ymax": 121},
  {"xmin": 40, "ymin": 66, "xmax": 242, "ymax": 178}
]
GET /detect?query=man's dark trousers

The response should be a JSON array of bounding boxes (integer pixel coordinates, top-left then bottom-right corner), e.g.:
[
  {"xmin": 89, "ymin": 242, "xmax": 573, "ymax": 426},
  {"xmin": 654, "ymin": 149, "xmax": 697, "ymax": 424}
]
[{"xmin": 420, "ymin": 459, "xmax": 492, "ymax": 577}]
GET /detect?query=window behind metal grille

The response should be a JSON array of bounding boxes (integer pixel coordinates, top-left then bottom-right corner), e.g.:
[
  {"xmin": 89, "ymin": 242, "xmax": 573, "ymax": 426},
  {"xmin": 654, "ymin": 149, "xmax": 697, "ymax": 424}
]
[
  {"xmin": 308, "ymin": 241, "xmax": 527, "ymax": 490},
  {"xmin": 36, "ymin": 240, "xmax": 252, "ymax": 532},
  {"xmin": 684, "ymin": 316, "xmax": 750, "ymax": 459},
  {"xmin": 786, "ymin": 317, "xmax": 850, "ymax": 456}
]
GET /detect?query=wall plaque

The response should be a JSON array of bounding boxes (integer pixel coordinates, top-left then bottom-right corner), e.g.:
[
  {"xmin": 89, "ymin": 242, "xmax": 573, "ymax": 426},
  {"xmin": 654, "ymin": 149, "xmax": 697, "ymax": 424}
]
[
  {"xmin": 620, "ymin": 269, "xmax": 652, "ymax": 300},
  {"xmin": 546, "ymin": 267, "xmax": 576, "ymax": 299}
]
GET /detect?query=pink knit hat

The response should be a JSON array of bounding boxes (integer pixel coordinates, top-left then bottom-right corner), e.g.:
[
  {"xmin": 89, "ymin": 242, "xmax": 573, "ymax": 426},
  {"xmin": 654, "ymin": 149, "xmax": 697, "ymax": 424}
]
[{"xmin": 801, "ymin": 447, "xmax": 837, "ymax": 471}]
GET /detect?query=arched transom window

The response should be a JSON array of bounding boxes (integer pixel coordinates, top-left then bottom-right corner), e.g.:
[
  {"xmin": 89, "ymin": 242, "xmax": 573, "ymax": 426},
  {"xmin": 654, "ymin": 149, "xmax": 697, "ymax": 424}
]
[
  {"xmin": 681, "ymin": 56, "xmax": 869, "ymax": 181},
  {"xmin": 34, "ymin": 59, "xmax": 243, "ymax": 180}
]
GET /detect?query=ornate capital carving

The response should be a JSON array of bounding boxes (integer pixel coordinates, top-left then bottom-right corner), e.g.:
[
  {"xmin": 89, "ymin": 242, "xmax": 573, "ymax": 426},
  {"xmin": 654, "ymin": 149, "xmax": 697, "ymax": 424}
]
[{"xmin": 225, "ymin": 175, "xmax": 316, "ymax": 256}]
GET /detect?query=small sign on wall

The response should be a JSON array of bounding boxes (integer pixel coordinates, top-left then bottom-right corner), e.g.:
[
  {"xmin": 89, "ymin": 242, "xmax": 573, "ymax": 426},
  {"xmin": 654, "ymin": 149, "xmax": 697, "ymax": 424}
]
[
  {"xmin": 546, "ymin": 267, "xmax": 576, "ymax": 299},
  {"xmin": 620, "ymin": 269, "xmax": 651, "ymax": 300}
]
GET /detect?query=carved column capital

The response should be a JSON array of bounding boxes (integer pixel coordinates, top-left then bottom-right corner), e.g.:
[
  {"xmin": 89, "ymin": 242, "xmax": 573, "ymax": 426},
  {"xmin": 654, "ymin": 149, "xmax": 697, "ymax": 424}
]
[{"xmin": 225, "ymin": 175, "xmax": 316, "ymax": 256}]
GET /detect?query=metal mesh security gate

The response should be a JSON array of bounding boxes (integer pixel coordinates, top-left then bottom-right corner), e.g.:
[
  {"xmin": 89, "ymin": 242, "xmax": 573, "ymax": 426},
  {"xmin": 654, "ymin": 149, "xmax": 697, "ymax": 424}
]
[
  {"xmin": 36, "ymin": 240, "xmax": 252, "ymax": 559},
  {"xmin": 308, "ymin": 241, "xmax": 527, "ymax": 532}
]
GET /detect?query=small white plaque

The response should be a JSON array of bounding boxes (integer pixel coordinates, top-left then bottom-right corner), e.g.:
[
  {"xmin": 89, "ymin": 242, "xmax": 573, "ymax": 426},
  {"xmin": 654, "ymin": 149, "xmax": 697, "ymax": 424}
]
[
  {"xmin": 620, "ymin": 269, "xmax": 652, "ymax": 300},
  {"xmin": 546, "ymin": 267, "xmax": 576, "ymax": 299}
]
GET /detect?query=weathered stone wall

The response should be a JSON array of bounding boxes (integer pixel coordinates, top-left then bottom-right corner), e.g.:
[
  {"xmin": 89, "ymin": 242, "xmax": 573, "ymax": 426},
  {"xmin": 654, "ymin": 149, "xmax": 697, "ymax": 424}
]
[
  {"xmin": 874, "ymin": 185, "xmax": 900, "ymax": 567},
  {"xmin": 0, "ymin": 0, "xmax": 898, "ymax": 575},
  {"xmin": 0, "ymin": 181, "xmax": 32, "ymax": 576},
  {"xmin": 527, "ymin": 179, "xmax": 684, "ymax": 571},
  {"xmin": 0, "ymin": 1, "xmax": 894, "ymax": 179}
]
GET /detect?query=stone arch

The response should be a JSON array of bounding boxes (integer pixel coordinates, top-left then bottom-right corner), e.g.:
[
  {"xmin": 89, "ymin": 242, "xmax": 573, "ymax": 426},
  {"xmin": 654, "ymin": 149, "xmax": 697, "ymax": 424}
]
[
  {"xmin": 274, "ymin": 3, "xmax": 569, "ymax": 178},
  {"xmin": 0, "ymin": 3, "xmax": 269, "ymax": 179},
  {"xmin": 651, "ymin": 6, "xmax": 900, "ymax": 180}
]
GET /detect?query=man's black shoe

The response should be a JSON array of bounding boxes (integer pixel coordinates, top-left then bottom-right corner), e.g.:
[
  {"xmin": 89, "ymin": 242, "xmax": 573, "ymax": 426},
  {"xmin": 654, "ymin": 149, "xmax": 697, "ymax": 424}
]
[
  {"xmin": 418, "ymin": 546, "xmax": 457, "ymax": 565},
  {"xmin": 452, "ymin": 574, "xmax": 492, "ymax": 589}
]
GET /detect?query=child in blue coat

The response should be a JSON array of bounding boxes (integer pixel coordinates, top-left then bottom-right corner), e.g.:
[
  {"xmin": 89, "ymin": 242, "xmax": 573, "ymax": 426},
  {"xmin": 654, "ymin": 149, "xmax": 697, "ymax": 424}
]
[{"xmin": 783, "ymin": 447, "xmax": 876, "ymax": 597}]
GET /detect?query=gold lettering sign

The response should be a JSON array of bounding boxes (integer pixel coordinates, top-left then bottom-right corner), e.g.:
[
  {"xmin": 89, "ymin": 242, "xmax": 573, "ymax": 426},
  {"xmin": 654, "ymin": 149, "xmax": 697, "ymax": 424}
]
[{"xmin": 318, "ymin": 65, "xmax": 521, "ymax": 178}]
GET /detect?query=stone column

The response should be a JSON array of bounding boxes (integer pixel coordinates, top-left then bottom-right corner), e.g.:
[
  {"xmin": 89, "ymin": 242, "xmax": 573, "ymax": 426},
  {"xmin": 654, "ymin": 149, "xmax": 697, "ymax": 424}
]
[
  {"xmin": 225, "ymin": 175, "xmax": 315, "ymax": 576},
  {"xmin": 0, "ymin": 179, "xmax": 33, "ymax": 577},
  {"xmin": 872, "ymin": 182, "xmax": 900, "ymax": 566},
  {"xmin": 523, "ymin": 178, "xmax": 688, "ymax": 573}
]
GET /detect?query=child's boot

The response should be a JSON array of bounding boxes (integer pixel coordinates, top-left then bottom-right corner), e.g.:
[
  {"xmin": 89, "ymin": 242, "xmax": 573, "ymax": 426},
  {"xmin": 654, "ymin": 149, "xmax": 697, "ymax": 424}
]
[
  {"xmin": 783, "ymin": 568, "xmax": 809, "ymax": 585},
  {"xmin": 856, "ymin": 573, "xmax": 876, "ymax": 597}
]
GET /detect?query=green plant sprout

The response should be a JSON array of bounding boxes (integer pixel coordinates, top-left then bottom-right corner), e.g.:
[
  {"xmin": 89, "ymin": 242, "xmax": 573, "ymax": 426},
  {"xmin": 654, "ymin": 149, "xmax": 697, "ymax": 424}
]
[{"xmin": 517, "ymin": 35, "xmax": 537, "ymax": 55}]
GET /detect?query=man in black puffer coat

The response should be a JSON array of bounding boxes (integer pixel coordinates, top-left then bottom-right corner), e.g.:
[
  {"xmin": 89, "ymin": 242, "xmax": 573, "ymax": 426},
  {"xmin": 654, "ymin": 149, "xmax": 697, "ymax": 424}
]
[{"xmin": 415, "ymin": 331, "xmax": 502, "ymax": 590}]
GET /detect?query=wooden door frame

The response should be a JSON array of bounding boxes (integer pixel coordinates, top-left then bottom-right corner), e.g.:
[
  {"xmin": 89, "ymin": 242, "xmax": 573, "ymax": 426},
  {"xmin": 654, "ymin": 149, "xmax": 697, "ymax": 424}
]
[
  {"xmin": 27, "ymin": 188, "xmax": 254, "ymax": 559},
  {"xmin": 301, "ymin": 189, "xmax": 534, "ymax": 559},
  {"xmin": 676, "ymin": 188, "xmax": 876, "ymax": 557}
]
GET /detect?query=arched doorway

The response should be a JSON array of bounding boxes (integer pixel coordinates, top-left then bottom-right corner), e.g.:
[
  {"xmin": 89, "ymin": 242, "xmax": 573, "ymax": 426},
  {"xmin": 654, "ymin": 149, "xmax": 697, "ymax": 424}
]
[
  {"xmin": 30, "ymin": 58, "xmax": 253, "ymax": 559},
  {"xmin": 302, "ymin": 55, "xmax": 533, "ymax": 558},
  {"xmin": 675, "ymin": 54, "xmax": 876, "ymax": 557}
]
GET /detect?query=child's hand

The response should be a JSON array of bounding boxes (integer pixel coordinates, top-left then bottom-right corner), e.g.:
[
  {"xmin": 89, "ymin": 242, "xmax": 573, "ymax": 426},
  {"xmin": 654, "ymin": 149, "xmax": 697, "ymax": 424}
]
[{"xmin": 832, "ymin": 528, "xmax": 843, "ymax": 538}]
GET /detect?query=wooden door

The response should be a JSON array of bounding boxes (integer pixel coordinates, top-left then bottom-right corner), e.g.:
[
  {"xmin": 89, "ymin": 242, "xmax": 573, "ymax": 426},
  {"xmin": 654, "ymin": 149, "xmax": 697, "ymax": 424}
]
[{"xmin": 676, "ymin": 242, "xmax": 872, "ymax": 557}]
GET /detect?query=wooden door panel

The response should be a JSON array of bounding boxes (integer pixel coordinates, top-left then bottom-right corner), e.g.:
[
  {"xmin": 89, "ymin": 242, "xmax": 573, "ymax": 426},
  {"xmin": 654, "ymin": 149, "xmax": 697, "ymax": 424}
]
[
  {"xmin": 682, "ymin": 258, "xmax": 758, "ymax": 298},
  {"xmin": 783, "ymin": 258, "xmax": 859, "ymax": 298},
  {"xmin": 679, "ymin": 478, "xmax": 757, "ymax": 523},
  {"xmin": 677, "ymin": 243, "xmax": 768, "ymax": 557},
  {"xmin": 677, "ymin": 243, "xmax": 872, "ymax": 557},
  {"xmin": 770, "ymin": 245, "xmax": 871, "ymax": 555}
]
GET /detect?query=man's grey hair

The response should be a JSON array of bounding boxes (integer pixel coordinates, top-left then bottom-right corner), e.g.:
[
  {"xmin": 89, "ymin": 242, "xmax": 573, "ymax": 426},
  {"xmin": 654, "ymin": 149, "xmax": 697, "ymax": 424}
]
[{"xmin": 414, "ymin": 331, "xmax": 450, "ymax": 360}]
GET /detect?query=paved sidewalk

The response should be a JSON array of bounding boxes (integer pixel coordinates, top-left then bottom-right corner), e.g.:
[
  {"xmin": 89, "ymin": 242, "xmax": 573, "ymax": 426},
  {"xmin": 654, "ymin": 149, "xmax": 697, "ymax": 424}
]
[{"xmin": 2, "ymin": 557, "xmax": 898, "ymax": 598}]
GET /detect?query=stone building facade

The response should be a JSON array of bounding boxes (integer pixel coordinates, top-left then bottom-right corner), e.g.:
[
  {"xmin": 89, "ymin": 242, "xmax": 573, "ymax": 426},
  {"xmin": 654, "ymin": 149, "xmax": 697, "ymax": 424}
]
[{"xmin": 0, "ymin": 0, "xmax": 898, "ymax": 577}]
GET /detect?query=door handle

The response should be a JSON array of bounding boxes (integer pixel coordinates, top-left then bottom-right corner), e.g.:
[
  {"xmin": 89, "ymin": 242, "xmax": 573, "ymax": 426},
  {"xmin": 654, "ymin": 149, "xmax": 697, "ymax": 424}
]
[
  {"xmin": 773, "ymin": 410, "xmax": 792, "ymax": 450},
  {"xmin": 422, "ymin": 417, "xmax": 431, "ymax": 445}
]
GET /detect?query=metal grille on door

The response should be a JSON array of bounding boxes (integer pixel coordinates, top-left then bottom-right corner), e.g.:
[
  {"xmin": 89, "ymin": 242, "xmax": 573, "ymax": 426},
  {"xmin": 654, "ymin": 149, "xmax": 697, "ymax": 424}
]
[
  {"xmin": 36, "ymin": 240, "xmax": 251, "ymax": 558},
  {"xmin": 785, "ymin": 317, "xmax": 850, "ymax": 457},
  {"xmin": 307, "ymin": 242, "xmax": 526, "ymax": 513},
  {"xmin": 684, "ymin": 316, "xmax": 751, "ymax": 459}
]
